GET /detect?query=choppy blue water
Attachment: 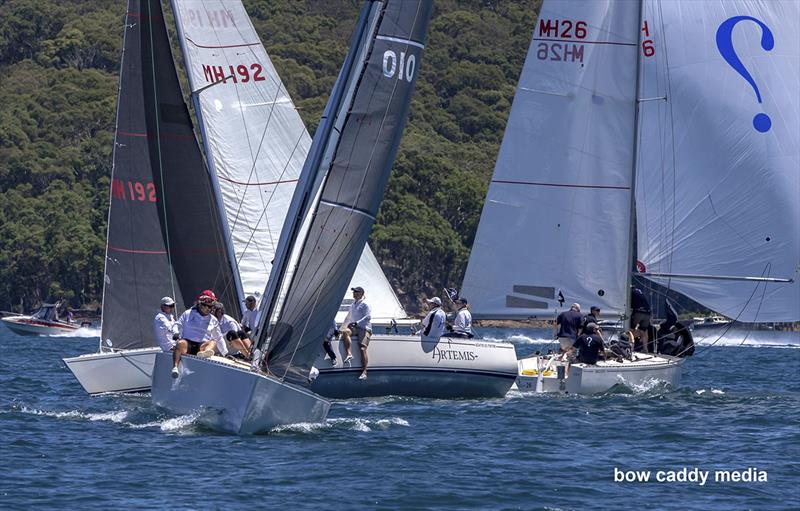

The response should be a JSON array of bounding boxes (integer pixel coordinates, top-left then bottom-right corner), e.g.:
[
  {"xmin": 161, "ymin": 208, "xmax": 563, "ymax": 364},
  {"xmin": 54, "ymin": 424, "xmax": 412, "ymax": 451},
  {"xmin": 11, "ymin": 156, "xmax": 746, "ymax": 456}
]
[{"xmin": 1, "ymin": 325, "xmax": 798, "ymax": 510}]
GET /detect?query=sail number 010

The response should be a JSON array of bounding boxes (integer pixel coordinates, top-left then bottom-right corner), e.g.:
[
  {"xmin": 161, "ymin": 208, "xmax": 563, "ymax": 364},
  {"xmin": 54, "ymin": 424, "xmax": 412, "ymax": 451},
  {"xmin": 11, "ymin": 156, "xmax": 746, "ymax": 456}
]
[{"xmin": 383, "ymin": 50, "xmax": 415, "ymax": 81}]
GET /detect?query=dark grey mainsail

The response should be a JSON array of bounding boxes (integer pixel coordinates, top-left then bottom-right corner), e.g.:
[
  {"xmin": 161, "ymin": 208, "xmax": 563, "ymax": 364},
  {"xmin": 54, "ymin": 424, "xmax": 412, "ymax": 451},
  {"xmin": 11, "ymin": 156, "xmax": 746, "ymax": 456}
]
[
  {"xmin": 255, "ymin": 0, "xmax": 432, "ymax": 383},
  {"xmin": 101, "ymin": 0, "xmax": 239, "ymax": 350}
]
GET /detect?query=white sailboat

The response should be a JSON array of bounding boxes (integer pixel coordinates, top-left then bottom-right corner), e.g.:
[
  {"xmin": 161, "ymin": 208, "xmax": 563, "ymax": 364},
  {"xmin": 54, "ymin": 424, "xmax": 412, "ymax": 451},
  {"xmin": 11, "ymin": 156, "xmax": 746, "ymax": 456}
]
[
  {"xmin": 151, "ymin": 0, "xmax": 435, "ymax": 433},
  {"xmin": 171, "ymin": 0, "xmax": 517, "ymax": 399},
  {"xmin": 63, "ymin": 0, "xmax": 241, "ymax": 395}
]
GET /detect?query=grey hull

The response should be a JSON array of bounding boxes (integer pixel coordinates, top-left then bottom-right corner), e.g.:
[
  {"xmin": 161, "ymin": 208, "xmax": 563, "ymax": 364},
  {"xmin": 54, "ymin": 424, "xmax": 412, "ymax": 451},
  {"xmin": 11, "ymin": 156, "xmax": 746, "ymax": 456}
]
[
  {"xmin": 310, "ymin": 335, "xmax": 518, "ymax": 399},
  {"xmin": 152, "ymin": 353, "xmax": 330, "ymax": 434}
]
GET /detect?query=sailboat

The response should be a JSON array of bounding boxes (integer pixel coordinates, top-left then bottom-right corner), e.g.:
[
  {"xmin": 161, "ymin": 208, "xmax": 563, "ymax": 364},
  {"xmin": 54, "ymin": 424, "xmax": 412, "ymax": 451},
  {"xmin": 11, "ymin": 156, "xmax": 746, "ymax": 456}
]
[
  {"xmin": 171, "ymin": 0, "xmax": 518, "ymax": 400},
  {"xmin": 63, "ymin": 0, "xmax": 240, "ymax": 395},
  {"xmin": 151, "ymin": 0, "xmax": 435, "ymax": 433},
  {"xmin": 463, "ymin": 0, "xmax": 798, "ymax": 394}
]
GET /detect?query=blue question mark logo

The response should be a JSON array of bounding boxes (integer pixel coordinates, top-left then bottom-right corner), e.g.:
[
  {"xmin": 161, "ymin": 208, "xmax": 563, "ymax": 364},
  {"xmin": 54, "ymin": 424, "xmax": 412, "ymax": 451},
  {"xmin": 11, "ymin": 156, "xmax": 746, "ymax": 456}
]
[{"xmin": 715, "ymin": 16, "xmax": 774, "ymax": 133}]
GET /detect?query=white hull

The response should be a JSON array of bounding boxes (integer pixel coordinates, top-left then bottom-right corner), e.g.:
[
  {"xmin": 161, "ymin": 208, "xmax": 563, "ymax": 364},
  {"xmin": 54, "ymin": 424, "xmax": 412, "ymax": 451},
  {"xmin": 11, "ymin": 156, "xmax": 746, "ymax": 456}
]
[
  {"xmin": 2, "ymin": 316, "xmax": 80, "ymax": 336},
  {"xmin": 152, "ymin": 353, "xmax": 330, "ymax": 434},
  {"xmin": 63, "ymin": 347, "xmax": 160, "ymax": 394},
  {"xmin": 516, "ymin": 352, "xmax": 684, "ymax": 395},
  {"xmin": 310, "ymin": 335, "xmax": 518, "ymax": 399}
]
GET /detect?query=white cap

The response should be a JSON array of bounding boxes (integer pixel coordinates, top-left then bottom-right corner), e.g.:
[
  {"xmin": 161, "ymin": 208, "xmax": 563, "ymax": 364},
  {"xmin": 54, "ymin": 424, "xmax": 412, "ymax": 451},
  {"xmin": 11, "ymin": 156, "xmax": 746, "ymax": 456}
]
[
  {"xmin": 160, "ymin": 296, "xmax": 175, "ymax": 306},
  {"xmin": 426, "ymin": 297, "xmax": 442, "ymax": 306}
]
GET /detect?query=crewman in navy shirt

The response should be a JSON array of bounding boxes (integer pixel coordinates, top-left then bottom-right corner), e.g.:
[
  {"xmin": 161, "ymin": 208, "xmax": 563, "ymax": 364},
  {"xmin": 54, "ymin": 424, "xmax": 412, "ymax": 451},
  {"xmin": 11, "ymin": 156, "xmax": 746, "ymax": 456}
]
[
  {"xmin": 572, "ymin": 323, "xmax": 606, "ymax": 365},
  {"xmin": 556, "ymin": 303, "xmax": 583, "ymax": 352}
]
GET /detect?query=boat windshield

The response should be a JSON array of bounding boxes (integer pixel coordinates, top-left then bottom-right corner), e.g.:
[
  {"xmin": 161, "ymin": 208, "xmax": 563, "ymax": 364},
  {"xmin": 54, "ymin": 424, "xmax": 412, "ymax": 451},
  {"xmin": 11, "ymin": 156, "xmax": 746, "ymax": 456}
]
[{"xmin": 31, "ymin": 306, "xmax": 57, "ymax": 321}]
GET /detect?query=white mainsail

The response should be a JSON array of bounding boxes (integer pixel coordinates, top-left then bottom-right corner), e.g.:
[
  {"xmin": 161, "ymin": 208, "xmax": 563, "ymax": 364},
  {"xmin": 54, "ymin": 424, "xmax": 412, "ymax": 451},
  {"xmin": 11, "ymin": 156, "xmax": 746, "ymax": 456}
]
[
  {"xmin": 461, "ymin": 0, "xmax": 642, "ymax": 319},
  {"xmin": 171, "ymin": 0, "xmax": 406, "ymax": 319},
  {"xmin": 636, "ymin": 0, "xmax": 800, "ymax": 322}
]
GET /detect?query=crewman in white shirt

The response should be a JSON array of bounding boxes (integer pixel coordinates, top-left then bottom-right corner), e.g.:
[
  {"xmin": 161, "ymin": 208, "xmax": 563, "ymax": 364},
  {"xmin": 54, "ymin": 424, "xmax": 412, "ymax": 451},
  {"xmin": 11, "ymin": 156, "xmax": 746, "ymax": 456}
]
[
  {"xmin": 241, "ymin": 295, "xmax": 260, "ymax": 335},
  {"xmin": 420, "ymin": 297, "xmax": 446, "ymax": 342},
  {"xmin": 340, "ymin": 286, "xmax": 372, "ymax": 380},
  {"xmin": 170, "ymin": 290, "xmax": 223, "ymax": 378},
  {"xmin": 153, "ymin": 296, "xmax": 176, "ymax": 352},
  {"xmin": 451, "ymin": 297, "xmax": 473, "ymax": 338},
  {"xmin": 212, "ymin": 301, "xmax": 251, "ymax": 360}
]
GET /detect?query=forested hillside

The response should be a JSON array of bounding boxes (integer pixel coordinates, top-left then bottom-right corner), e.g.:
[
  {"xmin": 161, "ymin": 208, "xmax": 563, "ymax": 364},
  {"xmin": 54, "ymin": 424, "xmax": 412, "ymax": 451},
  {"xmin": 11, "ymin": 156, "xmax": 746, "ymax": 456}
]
[{"xmin": 0, "ymin": 0, "xmax": 539, "ymax": 312}]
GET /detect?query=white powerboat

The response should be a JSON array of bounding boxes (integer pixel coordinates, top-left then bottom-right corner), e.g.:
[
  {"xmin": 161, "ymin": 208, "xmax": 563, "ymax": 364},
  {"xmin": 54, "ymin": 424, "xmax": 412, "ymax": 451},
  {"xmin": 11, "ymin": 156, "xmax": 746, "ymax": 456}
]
[
  {"xmin": 311, "ymin": 334, "xmax": 518, "ymax": 399},
  {"xmin": 2, "ymin": 303, "xmax": 84, "ymax": 336},
  {"xmin": 691, "ymin": 316, "xmax": 732, "ymax": 330}
]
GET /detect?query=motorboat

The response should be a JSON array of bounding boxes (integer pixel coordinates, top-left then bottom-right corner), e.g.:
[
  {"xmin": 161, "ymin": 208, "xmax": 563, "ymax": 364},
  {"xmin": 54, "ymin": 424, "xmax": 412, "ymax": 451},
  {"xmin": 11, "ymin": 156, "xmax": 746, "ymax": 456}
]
[{"xmin": 2, "ymin": 302, "xmax": 85, "ymax": 336}]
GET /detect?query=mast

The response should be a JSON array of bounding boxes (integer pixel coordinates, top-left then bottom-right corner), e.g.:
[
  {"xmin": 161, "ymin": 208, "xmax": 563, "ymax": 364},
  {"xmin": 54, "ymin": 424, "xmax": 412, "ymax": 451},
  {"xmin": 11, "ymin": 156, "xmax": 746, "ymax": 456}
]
[{"xmin": 624, "ymin": 0, "xmax": 646, "ymax": 324}]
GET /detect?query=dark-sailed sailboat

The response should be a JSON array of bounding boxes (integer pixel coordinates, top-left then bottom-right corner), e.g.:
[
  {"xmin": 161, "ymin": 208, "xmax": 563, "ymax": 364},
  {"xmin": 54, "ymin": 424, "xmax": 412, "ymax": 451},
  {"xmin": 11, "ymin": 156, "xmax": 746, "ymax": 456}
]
[
  {"xmin": 64, "ymin": 0, "xmax": 239, "ymax": 395},
  {"xmin": 151, "ymin": 0, "xmax": 434, "ymax": 433}
]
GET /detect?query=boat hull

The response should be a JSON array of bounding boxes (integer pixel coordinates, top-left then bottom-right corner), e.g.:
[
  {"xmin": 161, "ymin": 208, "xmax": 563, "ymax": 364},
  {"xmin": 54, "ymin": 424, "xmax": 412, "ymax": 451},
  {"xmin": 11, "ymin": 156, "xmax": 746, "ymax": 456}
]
[
  {"xmin": 2, "ymin": 316, "xmax": 80, "ymax": 336},
  {"xmin": 63, "ymin": 347, "xmax": 160, "ymax": 394},
  {"xmin": 516, "ymin": 353, "xmax": 684, "ymax": 394},
  {"xmin": 310, "ymin": 335, "xmax": 518, "ymax": 399},
  {"xmin": 152, "ymin": 353, "xmax": 330, "ymax": 434}
]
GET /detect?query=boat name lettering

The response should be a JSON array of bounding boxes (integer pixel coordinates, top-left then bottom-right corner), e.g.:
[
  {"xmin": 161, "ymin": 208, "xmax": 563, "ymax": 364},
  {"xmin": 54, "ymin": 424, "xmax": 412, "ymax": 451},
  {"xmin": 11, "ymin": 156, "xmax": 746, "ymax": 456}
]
[
  {"xmin": 201, "ymin": 64, "xmax": 266, "ymax": 85},
  {"xmin": 184, "ymin": 8, "xmax": 237, "ymax": 29},
  {"xmin": 432, "ymin": 347, "xmax": 477, "ymax": 363},
  {"xmin": 642, "ymin": 20, "xmax": 655, "ymax": 57},
  {"xmin": 111, "ymin": 179, "xmax": 156, "ymax": 202},
  {"xmin": 382, "ymin": 50, "xmax": 416, "ymax": 82}
]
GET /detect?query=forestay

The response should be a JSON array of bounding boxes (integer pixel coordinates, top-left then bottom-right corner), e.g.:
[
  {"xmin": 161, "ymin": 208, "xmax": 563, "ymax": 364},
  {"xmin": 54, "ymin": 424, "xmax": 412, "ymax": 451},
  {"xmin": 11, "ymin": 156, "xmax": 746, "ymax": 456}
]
[
  {"xmin": 101, "ymin": 0, "xmax": 239, "ymax": 349},
  {"xmin": 171, "ymin": 0, "xmax": 406, "ymax": 320},
  {"xmin": 263, "ymin": 0, "xmax": 432, "ymax": 383},
  {"xmin": 636, "ymin": 0, "xmax": 800, "ymax": 322},
  {"xmin": 461, "ymin": 0, "xmax": 641, "ymax": 319}
]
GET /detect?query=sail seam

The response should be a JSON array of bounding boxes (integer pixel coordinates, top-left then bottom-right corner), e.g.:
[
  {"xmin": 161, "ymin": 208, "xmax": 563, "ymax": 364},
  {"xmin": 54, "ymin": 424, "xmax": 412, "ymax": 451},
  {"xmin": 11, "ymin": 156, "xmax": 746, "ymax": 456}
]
[
  {"xmin": 491, "ymin": 179, "xmax": 630, "ymax": 190},
  {"xmin": 318, "ymin": 199, "xmax": 377, "ymax": 220}
]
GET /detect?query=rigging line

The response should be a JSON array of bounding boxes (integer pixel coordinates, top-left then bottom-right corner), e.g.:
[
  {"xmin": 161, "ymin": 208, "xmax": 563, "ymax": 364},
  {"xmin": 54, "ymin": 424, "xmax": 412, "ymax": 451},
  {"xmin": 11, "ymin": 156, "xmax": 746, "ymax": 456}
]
[
  {"xmin": 147, "ymin": 1, "xmax": 177, "ymax": 306},
  {"xmin": 739, "ymin": 263, "xmax": 771, "ymax": 347}
]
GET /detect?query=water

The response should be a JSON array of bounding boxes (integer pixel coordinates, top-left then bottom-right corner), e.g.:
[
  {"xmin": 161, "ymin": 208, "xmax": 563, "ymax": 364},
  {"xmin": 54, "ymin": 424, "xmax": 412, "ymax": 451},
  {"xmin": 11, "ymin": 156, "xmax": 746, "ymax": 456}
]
[{"xmin": 1, "ymin": 326, "xmax": 798, "ymax": 510}]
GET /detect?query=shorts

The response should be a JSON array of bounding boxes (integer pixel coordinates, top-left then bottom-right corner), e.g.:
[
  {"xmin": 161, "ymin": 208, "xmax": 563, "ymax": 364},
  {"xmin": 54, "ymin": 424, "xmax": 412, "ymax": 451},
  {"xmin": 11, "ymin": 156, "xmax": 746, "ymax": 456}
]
[
  {"xmin": 186, "ymin": 340, "xmax": 203, "ymax": 355},
  {"xmin": 631, "ymin": 311, "xmax": 651, "ymax": 330},
  {"xmin": 558, "ymin": 336, "xmax": 575, "ymax": 351},
  {"xmin": 355, "ymin": 327, "xmax": 372, "ymax": 347}
]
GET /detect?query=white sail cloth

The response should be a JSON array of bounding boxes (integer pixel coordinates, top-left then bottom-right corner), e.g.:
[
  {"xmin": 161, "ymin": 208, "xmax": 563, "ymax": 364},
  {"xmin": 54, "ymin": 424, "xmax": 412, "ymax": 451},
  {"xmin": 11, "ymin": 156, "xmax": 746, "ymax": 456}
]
[
  {"xmin": 171, "ymin": 0, "xmax": 406, "ymax": 319},
  {"xmin": 461, "ymin": 0, "xmax": 641, "ymax": 319},
  {"xmin": 636, "ymin": 0, "xmax": 800, "ymax": 322}
]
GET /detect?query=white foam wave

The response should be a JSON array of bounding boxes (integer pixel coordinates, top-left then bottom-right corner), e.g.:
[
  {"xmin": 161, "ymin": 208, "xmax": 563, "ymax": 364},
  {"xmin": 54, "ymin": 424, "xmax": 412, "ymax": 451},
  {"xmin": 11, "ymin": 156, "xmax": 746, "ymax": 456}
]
[
  {"xmin": 50, "ymin": 326, "xmax": 101, "ymax": 338},
  {"xmin": 482, "ymin": 334, "xmax": 556, "ymax": 345},
  {"xmin": 19, "ymin": 406, "xmax": 128, "ymax": 423},
  {"xmin": 271, "ymin": 416, "xmax": 410, "ymax": 434}
]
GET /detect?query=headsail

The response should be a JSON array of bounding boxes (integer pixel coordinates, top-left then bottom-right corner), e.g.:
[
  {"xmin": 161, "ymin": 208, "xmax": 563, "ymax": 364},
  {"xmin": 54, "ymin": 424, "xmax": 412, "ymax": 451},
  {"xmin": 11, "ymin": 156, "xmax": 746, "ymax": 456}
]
[
  {"xmin": 170, "ymin": 0, "xmax": 407, "ymax": 319},
  {"xmin": 461, "ymin": 0, "xmax": 642, "ymax": 319},
  {"xmin": 260, "ymin": 0, "xmax": 432, "ymax": 383},
  {"xmin": 636, "ymin": 0, "xmax": 800, "ymax": 322},
  {"xmin": 101, "ymin": 0, "xmax": 239, "ymax": 349}
]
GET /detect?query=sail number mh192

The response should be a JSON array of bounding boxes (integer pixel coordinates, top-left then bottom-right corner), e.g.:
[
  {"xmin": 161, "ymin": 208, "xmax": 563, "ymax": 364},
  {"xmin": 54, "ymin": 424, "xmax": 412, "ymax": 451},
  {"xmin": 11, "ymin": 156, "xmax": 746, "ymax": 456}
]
[{"xmin": 201, "ymin": 63, "xmax": 266, "ymax": 85}]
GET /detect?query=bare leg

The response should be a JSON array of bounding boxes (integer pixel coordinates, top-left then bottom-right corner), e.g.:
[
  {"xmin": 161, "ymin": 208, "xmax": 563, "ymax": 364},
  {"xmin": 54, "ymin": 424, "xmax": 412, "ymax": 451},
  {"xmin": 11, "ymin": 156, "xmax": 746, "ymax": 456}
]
[
  {"xmin": 200, "ymin": 340, "xmax": 217, "ymax": 354},
  {"xmin": 341, "ymin": 328, "xmax": 353, "ymax": 360},
  {"xmin": 173, "ymin": 340, "xmax": 188, "ymax": 368},
  {"xmin": 359, "ymin": 344, "xmax": 368, "ymax": 378}
]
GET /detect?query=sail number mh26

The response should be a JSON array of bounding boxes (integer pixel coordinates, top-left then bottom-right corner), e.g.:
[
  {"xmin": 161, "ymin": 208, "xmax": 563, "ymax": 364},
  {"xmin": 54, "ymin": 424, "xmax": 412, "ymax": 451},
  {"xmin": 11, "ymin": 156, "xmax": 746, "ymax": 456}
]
[
  {"xmin": 535, "ymin": 18, "xmax": 587, "ymax": 63},
  {"xmin": 383, "ymin": 50, "xmax": 416, "ymax": 82}
]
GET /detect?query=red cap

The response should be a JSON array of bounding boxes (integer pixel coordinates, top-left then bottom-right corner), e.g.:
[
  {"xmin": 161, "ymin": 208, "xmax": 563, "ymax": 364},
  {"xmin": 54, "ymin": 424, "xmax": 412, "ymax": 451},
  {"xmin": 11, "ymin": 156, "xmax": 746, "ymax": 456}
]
[{"xmin": 198, "ymin": 290, "xmax": 217, "ymax": 303}]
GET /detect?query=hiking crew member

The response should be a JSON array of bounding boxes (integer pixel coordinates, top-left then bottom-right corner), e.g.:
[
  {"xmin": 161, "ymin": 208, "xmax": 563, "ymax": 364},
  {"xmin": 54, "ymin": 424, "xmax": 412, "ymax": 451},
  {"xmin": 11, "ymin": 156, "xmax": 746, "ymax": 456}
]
[
  {"xmin": 630, "ymin": 287, "xmax": 652, "ymax": 353},
  {"xmin": 556, "ymin": 303, "xmax": 583, "ymax": 352},
  {"xmin": 153, "ymin": 296, "xmax": 176, "ymax": 353},
  {"xmin": 341, "ymin": 286, "xmax": 372, "ymax": 380},
  {"xmin": 572, "ymin": 323, "xmax": 606, "ymax": 365},
  {"xmin": 170, "ymin": 291, "xmax": 223, "ymax": 378},
  {"xmin": 211, "ymin": 302, "xmax": 251, "ymax": 360},
  {"xmin": 450, "ymin": 297, "xmax": 473, "ymax": 338},
  {"xmin": 421, "ymin": 297, "xmax": 446, "ymax": 341}
]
